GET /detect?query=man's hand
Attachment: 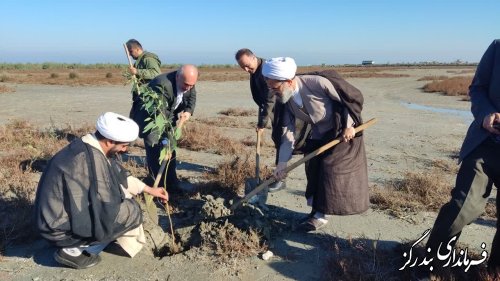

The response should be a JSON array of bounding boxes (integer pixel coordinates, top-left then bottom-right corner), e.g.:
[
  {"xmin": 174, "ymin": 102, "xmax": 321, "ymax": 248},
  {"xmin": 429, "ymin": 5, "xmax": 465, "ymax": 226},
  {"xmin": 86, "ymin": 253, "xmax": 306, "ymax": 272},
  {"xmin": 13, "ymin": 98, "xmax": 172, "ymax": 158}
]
[
  {"xmin": 342, "ymin": 127, "xmax": 355, "ymax": 142},
  {"xmin": 482, "ymin": 113, "xmax": 500, "ymax": 135},
  {"xmin": 256, "ymin": 127, "xmax": 265, "ymax": 134},
  {"xmin": 273, "ymin": 162, "xmax": 288, "ymax": 180},
  {"xmin": 178, "ymin": 111, "xmax": 191, "ymax": 122},
  {"xmin": 128, "ymin": 66, "xmax": 138, "ymax": 75},
  {"xmin": 143, "ymin": 186, "xmax": 169, "ymax": 202}
]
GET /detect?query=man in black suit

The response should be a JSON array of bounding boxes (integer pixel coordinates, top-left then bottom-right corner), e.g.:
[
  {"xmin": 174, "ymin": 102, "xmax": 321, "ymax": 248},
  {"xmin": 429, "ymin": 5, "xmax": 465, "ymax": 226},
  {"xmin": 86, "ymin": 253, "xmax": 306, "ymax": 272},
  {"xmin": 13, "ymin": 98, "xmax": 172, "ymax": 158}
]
[{"xmin": 137, "ymin": 65, "xmax": 198, "ymax": 189}]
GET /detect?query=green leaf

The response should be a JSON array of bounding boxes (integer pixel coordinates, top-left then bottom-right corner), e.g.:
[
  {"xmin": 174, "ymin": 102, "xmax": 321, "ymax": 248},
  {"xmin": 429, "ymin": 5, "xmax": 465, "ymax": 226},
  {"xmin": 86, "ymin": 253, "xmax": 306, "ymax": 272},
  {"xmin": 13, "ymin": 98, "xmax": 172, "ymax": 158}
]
[{"xmin": 143, "ymin": 121, "xmax": 156, "ymax": 133}]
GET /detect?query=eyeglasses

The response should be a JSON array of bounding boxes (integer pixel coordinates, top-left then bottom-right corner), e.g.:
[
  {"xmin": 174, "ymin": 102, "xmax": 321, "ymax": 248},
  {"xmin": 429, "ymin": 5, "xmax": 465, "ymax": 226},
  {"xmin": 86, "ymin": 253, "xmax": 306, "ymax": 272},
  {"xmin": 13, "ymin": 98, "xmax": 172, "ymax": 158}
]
[{"xmin": 268, "ymin": 81, "xmax": 284, "ymax": 91}]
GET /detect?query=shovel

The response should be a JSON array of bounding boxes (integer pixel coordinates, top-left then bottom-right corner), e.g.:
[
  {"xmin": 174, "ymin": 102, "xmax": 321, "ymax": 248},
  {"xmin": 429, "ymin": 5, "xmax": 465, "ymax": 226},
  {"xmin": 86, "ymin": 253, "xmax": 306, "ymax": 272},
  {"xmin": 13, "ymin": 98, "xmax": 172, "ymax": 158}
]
[
  {"xmin": 244, "ymin": 130, "xmax": 268, "ymax": 207},
  {"xmin": 231, "ymin": 118, "xmax": 378, "ymax": 211}
]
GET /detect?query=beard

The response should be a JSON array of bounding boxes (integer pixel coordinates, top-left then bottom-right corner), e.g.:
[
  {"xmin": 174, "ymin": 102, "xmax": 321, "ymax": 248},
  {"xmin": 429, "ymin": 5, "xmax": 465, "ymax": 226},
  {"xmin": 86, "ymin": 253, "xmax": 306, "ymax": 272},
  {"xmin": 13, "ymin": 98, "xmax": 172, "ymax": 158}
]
[
  {"xmin": 107, "ymin": 144, "xmax": 126, "ymax": 157},
  {"xmin": 277, "ymin": 85, "xmax": 294, "ymax": 104}
]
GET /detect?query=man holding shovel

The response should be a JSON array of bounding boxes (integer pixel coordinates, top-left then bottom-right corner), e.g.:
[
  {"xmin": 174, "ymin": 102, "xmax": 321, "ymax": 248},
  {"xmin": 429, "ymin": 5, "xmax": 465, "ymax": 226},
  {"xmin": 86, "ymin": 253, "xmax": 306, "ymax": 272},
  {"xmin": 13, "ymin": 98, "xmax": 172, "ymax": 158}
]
[
  {"xmin": 262, "ymin": 57, "xmax": 369, "ymax": 231},
  {"xmin": 125, "ymin": 39, "xmax": 162, "ymax": 121},
  {"xmin": 34, "ymin": 112, "xmax": 169, "ymax": 269},
  {"xmin": 139, "ymin": 64, "xmax": 198, "ymax": 191},
  {"xmin": 235, "ymin": 48, "xmax": 288, "ymax": 193}
]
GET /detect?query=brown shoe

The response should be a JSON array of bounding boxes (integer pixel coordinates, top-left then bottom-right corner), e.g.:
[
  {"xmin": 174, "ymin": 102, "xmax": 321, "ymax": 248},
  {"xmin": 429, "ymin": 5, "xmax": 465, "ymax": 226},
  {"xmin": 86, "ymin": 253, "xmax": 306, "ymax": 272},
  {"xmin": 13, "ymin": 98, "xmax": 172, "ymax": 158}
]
[{"xmin": 298, "ymin": 217, "xmax": 328, "ymax": 232}]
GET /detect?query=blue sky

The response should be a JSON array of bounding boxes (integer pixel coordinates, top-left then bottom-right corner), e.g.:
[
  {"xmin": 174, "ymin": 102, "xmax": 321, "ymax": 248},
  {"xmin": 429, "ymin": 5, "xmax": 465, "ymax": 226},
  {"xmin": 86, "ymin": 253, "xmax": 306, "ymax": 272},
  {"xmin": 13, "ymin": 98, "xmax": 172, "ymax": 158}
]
[{"xmin": 1, "ymin": 0, "xmax": 499, "ymax": 65}]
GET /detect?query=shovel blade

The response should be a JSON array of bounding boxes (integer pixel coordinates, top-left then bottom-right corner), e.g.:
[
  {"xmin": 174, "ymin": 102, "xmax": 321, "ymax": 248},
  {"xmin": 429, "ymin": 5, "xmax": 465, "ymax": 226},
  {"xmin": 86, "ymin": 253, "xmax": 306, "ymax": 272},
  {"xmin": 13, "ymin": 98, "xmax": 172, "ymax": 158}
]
[{"xmin": 244, "ymin": 178, "xmax": 268, "ymax": 207}]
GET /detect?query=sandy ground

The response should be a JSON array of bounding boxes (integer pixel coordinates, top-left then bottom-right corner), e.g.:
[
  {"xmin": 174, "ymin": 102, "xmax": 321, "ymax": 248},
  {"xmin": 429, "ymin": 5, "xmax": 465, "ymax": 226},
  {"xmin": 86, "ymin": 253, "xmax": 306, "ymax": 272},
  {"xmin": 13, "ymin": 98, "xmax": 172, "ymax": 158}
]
[{"xmin": 0, "ymin": 68, "xmax": 495, "ymax": 281}]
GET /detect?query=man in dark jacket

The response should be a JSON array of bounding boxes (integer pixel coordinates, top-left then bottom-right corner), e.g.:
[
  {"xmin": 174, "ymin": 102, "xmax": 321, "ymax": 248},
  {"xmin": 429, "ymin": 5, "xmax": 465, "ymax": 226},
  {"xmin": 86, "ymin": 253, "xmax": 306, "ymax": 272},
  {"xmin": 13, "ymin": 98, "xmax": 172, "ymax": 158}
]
[
  {"xmin": 126, "ymin": 39, "xmax": 162, "ymax": 120},
  {"xmin": 139, "ymin": 65, "xmax": 198, "ymax": 189},
  {"xmin": 34, "ymin": 112, "xmax": 168, "ymax": 269},
  {"xmin": 235, "ymin": 48, "xmax": 286, "ymax": 193},
  {"xmin": 418, "ymin": 39, "xmax": 500, "ymax": 278}
]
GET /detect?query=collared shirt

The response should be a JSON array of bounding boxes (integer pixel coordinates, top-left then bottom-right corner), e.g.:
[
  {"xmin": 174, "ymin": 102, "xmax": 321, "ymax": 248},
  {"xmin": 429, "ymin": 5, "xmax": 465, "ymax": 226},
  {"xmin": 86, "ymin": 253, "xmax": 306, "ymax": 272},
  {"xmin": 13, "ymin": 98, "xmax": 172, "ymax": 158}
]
[
  {"xmin": 174, "ymin": 81, "xmax": 188, "ymax": 110},
  {"xmin": 291, "ymin": 83, "xmax": 303, "ymax": 108},
  {"xmin": 173, "ymin": 91, "xmax": 184, "ymax": 110}
]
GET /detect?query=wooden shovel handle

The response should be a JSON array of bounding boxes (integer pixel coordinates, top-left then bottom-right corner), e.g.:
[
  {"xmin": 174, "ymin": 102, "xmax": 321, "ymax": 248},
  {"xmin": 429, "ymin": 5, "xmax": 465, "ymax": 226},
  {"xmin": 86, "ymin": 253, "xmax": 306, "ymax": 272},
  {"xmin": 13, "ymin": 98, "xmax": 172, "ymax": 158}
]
[
  {"xmin": 230, "ymin": 118, "xmax": 378, "ymax": 211},
  {"xmin": 123, "ymin": 43, "xmax": 141, "ymax": 95},
  {"xmin": 123, "ymin": 43, "xmax": 133, "ymax": 68},
  {"xmin": 255, "ymin": 129, "xmax": 262, "ymax": 181}
]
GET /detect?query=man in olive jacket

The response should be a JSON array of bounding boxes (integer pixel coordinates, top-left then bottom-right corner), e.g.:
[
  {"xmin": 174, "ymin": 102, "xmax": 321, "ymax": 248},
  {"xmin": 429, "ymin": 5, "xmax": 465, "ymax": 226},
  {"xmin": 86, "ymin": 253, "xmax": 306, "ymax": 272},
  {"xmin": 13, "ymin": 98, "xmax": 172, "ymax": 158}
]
[{"xmin": 126, "ymin": 39, "xmax": 162, "ymax": 120}]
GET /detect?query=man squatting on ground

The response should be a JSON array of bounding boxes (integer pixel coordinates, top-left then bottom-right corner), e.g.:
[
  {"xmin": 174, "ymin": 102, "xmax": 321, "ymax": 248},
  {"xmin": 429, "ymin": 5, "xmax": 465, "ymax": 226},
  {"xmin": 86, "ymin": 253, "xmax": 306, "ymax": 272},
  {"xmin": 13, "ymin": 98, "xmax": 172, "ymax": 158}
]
[
  {"xmin": 126, "ymin": 39, "xmax": 162, "ymax": 120},
  {"xmin": 262, "ymin": 57, "xmax": 369, "ymax": 232},
  {"xmin": 135, "ymin": 65, "xmax": 198, "ymax": 189},
  {"xmin": 235, "ymin": 48, "xmax": 287, "ymax": 193},
  {"xmin": 34, "ymin": 112, "xmax": 169, "ymax": 269},
  {"xmin": 420, "ymin": 39, "xmax": 500, "ymax": 276}
]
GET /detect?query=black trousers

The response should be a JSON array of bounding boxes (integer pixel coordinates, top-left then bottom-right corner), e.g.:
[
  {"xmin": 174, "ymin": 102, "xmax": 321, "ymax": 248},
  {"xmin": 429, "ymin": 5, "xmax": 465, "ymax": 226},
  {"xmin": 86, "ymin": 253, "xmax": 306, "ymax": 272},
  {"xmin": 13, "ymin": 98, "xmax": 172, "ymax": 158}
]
[
  {"xmin": 144, "ymin": 143, "xmax": 178, "ymax": 188},
  {"xmin": 426, "ymin": 137, "xmax": 500, "ymax": 269}
]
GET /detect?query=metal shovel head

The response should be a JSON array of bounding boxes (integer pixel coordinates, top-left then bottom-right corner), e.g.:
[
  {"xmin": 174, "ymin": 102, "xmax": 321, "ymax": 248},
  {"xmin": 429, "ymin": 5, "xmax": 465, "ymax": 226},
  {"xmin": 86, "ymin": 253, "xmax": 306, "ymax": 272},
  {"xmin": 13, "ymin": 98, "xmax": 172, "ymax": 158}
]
[{"xmin": 244, "ymin": 177, "xmax": 269, "ymax": 206}]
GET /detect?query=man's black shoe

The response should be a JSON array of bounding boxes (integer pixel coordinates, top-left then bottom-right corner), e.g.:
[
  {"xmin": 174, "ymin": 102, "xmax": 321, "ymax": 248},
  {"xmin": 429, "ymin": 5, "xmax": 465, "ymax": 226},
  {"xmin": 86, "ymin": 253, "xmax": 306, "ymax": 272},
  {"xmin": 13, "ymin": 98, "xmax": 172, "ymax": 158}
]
[
  {"xmin": 268, "ymin": 180, "xmax": 286, "ymax": 193},
  {"xmin": 54, "ymin": 249, "xmax": 101, "ymax": 269}
]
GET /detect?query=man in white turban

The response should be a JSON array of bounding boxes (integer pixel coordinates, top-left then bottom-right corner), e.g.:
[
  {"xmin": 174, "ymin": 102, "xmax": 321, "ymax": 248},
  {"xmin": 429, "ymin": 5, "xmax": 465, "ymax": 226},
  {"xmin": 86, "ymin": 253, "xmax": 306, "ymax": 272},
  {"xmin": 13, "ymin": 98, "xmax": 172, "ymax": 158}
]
[
  {"xmin": 262, "ymin": 57, "xmax": 369, "ymax": 232},
  {"xmin": 34, "ymin": 112, "xmax": 168, "ymax": 269}
]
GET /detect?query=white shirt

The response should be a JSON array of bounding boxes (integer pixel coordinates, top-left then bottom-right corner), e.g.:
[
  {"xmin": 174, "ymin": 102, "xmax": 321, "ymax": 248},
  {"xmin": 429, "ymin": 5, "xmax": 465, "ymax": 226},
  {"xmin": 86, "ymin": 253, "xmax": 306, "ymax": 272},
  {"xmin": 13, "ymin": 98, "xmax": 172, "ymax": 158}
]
[
  {"xmin": 291, "ymin": 83, "xmax": 303, "ymax": 108},
  {"xmin": 173, "ymin": 91, "xmax": 184, "ymax": 110}
]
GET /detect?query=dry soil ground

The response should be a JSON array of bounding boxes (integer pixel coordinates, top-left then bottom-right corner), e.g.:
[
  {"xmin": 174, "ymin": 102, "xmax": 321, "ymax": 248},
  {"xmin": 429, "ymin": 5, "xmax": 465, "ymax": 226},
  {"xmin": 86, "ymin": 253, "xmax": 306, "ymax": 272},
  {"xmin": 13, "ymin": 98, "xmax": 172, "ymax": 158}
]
[{"xmin": 0, "ymin": 67, "xmax": 495, "ymax": 281}]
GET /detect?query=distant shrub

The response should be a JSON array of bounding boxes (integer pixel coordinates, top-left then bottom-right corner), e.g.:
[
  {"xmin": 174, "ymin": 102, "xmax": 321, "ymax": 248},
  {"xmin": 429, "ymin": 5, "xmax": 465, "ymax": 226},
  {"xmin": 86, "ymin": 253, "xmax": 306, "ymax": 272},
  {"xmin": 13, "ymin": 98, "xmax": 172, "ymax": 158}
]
[
  {"xmin": 422, "ymin": 76, "xmax": 472, "ymax": 96},
  {"xmin": 105, "ymin": 72, "xmax": 113, "ymax": 78},
  {"xmin": 0, "ymin": 74, "xmax": 10, "ymax": 82},
  {"xmin": 68, "ymin": 72, "xmax": 78, "ymax": 79},
  {"xmin": 218, "ymin": 107, "xmax": 256, "ymax": 117},
  {"xmin": 0, "ymin": 85, "xmax": 15, "ymax": 93},
  {"xmin": 50, "ymin": 73, "xmax": 59, "ymax": 79},
  {"xmin": 417, "ymin": 75, "xmax": 448, "ymax": 81}
]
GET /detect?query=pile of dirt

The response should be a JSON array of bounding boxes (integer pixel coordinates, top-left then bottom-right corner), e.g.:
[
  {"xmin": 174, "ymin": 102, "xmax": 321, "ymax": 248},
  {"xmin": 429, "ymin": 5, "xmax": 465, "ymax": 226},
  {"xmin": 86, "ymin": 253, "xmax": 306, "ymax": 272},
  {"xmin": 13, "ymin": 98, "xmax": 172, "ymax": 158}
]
[{"xmin": 140, "ymin": 189, "xmax": 294, "ymax": 261}]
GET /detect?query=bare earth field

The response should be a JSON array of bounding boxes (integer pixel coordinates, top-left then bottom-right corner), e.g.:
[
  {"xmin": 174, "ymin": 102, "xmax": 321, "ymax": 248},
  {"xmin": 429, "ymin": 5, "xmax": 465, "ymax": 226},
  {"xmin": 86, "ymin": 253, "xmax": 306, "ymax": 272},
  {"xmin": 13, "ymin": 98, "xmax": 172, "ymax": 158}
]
[{"xmin": 0, "ymin": 67, "xmax": 495, "ymax": 281}]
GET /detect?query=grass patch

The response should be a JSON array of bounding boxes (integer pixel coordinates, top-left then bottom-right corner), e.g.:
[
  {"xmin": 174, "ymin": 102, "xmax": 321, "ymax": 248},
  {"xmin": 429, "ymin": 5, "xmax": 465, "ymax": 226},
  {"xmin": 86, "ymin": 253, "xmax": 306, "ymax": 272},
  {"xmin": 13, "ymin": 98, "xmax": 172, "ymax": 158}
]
[
  {"xmin": 370, "ymin": 168, "xmax": 453, "ymax": 219},
  {"xmin": 0, "ymin": 65, "xmax": 472, "ymax": 86},
  {"xmin": 0, "ymin": 120, "xmax": 94, "ymax": 251},
  {"xmin": 417, "ymin": 75, "xmax": 449, "ymax": 81},
  {"xmin": 218, "ymin": 107, "xmax": 256, "ymax": 117},
  {"xmin": 68, "ymin": 72, "xmax": 78, "ymax": 79},
  {"xmin": 0, "ymin": 85, "xmax": 15, "ymax": 94},
  {"xmin": 178, "ymin": 122, "xmax": 246, "ymax": 155},
  {"xmin": 322, "ymin": 235, "xmax": 493, "ymax": 280},
  {"xmin": 371, "ymin": 158, "xmax": 496, "ymax": 220},
  {"xmin": 195, "ymin": 116, "xmax": 252, "ymax": 129},
  {"xmin": 199, "ymin": 221, "xmax": 265, "ymax": 264},
  {"xmin": 203, "ymin": 153, "xmax": 273, "ymax": 196},
  {"xmin": 0, "ymin": 75, "xmax": 10, "ymax": 82},
  {"xmin": 422, "ymin": 76, "xmax": 472, "ymax": 97}
]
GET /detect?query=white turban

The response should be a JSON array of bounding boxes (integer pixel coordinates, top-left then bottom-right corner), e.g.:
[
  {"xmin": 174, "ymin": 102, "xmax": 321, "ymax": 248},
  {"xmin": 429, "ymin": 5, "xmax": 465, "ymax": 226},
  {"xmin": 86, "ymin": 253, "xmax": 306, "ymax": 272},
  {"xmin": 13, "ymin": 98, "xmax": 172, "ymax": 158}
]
[
  {"xmin": 96, "ymin": 112, "xmax": 139, "ymax": 143},
  {"xmin": 262, "ymin": 57, "xmax": 297, "ymax": 81}
]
